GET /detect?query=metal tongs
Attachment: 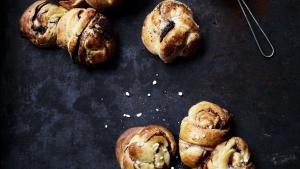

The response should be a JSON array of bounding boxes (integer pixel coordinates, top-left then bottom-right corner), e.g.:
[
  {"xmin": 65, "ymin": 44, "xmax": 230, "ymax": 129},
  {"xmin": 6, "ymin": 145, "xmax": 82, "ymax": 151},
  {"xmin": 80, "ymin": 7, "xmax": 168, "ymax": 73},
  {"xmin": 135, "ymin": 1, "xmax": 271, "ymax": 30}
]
[{"xmin": 237, "ymin": 0, "xmax": 275, "ymax": 58}]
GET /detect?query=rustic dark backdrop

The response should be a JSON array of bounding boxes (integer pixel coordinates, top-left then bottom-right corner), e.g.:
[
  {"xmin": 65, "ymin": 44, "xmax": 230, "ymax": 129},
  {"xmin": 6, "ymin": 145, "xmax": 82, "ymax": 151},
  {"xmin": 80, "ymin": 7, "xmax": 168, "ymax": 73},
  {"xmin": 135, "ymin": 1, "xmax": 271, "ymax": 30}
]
[{"xmin": 1, "ymin": 0, "xmax": 300, "ymax": 168}]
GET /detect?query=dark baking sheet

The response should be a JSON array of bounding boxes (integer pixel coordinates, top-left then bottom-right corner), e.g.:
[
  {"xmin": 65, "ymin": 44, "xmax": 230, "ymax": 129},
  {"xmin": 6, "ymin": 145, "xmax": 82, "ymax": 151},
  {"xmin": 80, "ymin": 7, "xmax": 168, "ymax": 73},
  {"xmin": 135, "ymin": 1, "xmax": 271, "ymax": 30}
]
[{"xmin": 1, "ymin": 0, "xmax": 300, "ymax": 168}]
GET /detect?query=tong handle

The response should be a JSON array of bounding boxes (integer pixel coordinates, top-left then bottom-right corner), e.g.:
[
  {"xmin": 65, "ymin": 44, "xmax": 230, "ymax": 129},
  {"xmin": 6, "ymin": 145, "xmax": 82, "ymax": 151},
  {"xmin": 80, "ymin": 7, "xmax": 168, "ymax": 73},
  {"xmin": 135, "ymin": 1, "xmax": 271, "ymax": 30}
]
[{"xmin": 238, "ymin": 0, "xmax": 275, "ymax": 58}]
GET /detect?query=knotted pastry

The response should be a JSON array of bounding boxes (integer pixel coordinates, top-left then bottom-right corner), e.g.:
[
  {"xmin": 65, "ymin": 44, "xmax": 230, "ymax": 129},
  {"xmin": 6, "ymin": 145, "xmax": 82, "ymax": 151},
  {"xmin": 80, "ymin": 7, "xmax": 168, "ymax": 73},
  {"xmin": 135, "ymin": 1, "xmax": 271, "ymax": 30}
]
[
  {"xmin": 141, "ymin": 0, "xmax": 201, "ymax": 63},
  {"xmin": 179, "ymin": 101, "xmax": 230, "ymax": 168},
  {"xmin": 59, "ymin": 0, "xmax": 122, "ymax": 10},
  {"xmin": 19, "ymin": 0, "xmax": 67, "ymax": 47},
  {"xmin": 116, "ymin": 125, "xmax": 177, "ymax": 169},
  {"xmin": 204, "ymin": 137, "xmax": 255, "ymax": 169},
  {"xmin": 56, "ymin": 8, "xmax": 115, "ymax": 66}
]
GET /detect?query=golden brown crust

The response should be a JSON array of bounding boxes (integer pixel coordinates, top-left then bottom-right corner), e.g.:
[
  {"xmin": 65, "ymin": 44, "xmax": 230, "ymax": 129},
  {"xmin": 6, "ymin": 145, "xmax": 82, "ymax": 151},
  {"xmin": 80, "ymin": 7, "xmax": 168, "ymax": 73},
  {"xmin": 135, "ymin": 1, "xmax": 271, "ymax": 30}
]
[
  {"xmin": 116, "ymin": 125, "xmax": 177, "ymax": 169},
  {"xmin": 204, "ymin": 137, "xmax": 255, "ymax": 169},
  {"xmin": 86, "ymin": 0, "xmax": 122, "ymax": 10},
  {"xmin": 56, "ymin": 8, "xmax": 115, "ymax": 65},
  {"xmin": 141, "ymin": 0, "xmax": 201, "ymax": 63},
  {"xmin": 179, "ymin": 101, "xmax": 230, "ymax": 168},
  {"xmin": 19, "ymin": 0, "xmax": 67, "ymax": 47},
  {"xmin": 77, "ymin": 13, "xmax": 116, "ymax": 66},
  {"xmin": 59, "ymin": 0, "xmax": 88, "ymax": 10},
  {"xmin": 56, "ymin": 8, "xmax": 96, "ymax": 60},
  {"xmin": 59, "ymin": 0, "xmax": 122, "ymax": 10}
]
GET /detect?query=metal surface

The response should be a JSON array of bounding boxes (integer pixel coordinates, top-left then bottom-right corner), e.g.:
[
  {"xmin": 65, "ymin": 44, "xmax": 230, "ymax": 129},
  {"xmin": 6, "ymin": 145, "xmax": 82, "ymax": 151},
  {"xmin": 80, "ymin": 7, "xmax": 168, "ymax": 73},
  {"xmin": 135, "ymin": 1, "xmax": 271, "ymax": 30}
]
[{"xmin": 1, "ymin": 0, "xmax": 300, "ymax": 169}]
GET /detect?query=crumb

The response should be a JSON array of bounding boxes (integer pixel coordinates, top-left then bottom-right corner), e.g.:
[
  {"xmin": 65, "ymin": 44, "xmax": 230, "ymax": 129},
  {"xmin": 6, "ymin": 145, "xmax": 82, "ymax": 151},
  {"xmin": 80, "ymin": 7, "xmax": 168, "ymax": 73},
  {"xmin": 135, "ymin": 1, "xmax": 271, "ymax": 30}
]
[
  {"xmin": 155, "ymin": 73, "xmax": 159, "ymax": 77},
  {"xmin": 178, "ymin": 92, "xmax": 183, "ymax": 96},
  {"xmin": 152, "ymin": 80, "xmax": 157, "ymax": 85},
  {"xmin": 123, "ymin": 114, "xmax": 131, "ymax": 118},
  {"xmin": 136, "ymin": 113, "xmax": 142, "ymax": 117},
  {"xmin": 125, "ymin": 92, "xmax": 130, "ymax": 97},
  {"xmin": 100, "ymin": 98, "xmax": 104, "ymax": 101},
  {"xmin": 155, "ymin": 108, "xmax": 159, "ymax": 112},
  {"xmin": 105, "ymin": 124, "xmax": 108, "ymax": 128},
  {"xmin": 147, "ymin": 93, "xmax": 151, "ymax": 97},
  {"xmin": 162, "ymin": 118, "xmax": 166, "ymax": 121},
  {"xmin": 171, "ymin": 167, "xmax": 175, "ymax": 169}
]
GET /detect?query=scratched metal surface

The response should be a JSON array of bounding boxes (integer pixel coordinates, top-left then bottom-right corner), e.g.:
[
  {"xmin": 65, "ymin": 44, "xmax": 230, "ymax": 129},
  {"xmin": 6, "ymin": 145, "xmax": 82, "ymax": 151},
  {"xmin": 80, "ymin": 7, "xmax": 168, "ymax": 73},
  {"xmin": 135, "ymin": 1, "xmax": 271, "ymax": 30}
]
[{"xmin": 1, "ymin": 0, "xmax": 300, "ymax": 168}]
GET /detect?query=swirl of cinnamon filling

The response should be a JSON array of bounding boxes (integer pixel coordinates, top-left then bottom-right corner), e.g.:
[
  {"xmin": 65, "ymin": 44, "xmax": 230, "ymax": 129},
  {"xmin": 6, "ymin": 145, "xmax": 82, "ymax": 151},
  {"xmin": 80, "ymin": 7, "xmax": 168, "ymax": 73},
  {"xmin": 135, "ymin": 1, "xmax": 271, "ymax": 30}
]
[
  {"xmin": 141, "ymin": 0, "xmax": 201, "ymax": 63},
  {"xmin": 19, "ymin": 0, "xmax": 67, "ymax": 47},
  {"xmin": 56, "ymin": 8, "xmax": 115, "ymax": 66},
  {"xmin": 116, "ymin": 125, "xmax": 177, "ymax": 169},
  {"xmin": 179, "ymin": 101, "xmax": 230, "ymax": 168},
  {"xmin": 204, "ymin": 137, "xmax": 255, "ymax": 169}
]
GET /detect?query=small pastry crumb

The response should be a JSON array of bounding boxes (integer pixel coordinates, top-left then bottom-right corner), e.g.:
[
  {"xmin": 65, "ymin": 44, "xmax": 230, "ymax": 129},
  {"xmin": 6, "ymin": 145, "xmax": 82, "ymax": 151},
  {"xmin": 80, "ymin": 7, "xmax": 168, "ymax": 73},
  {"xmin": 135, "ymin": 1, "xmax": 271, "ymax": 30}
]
[
  {"xmin": 152, "ymin": 80, "xmax": 157, "ymax": 85},
  {"xmin": 155, "ymin": 108, "xmax": 160, "ymax": 112},
  {"xmin": 105, "ymin": 124, "xmax": 108, "ymax": 128},
  {"xmin": 136, "ymin": 113, "xmax": 142, "ymax": 117},
  {"xmin": 147, "ymin": 93, "xmax": 151, "ymax": 97},
  {"xmin": 178, "ymin": 92, "xmax": 183, "ymax": 96},
  {"xmin": 123, "ymin": 114, "xmax": 131, "ymax": 118},
  {"xmin": 125, "ymin": 92, "xmax": 130, "ymax": 97}
]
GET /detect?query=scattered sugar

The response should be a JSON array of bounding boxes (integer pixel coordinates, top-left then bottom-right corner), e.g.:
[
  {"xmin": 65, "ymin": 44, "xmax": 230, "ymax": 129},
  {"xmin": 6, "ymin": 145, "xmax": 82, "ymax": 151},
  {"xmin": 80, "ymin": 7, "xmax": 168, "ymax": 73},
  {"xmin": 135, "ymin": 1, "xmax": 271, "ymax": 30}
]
[
  {"xmin": 123, "ymin": 114, "xmax": 131, "ymax": 118},
  {"xmin": 152, "ymin": 80, "xmax": 157, "ymax": 85}
]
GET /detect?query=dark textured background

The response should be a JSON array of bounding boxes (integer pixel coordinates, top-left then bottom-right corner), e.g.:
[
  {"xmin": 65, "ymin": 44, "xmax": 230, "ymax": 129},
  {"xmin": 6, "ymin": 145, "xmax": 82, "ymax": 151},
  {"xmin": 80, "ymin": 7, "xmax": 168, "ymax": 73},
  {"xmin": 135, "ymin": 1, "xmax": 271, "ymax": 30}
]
[{"xmin": 1, "ymin": 0, "xmax": 300, "ymax": 168}]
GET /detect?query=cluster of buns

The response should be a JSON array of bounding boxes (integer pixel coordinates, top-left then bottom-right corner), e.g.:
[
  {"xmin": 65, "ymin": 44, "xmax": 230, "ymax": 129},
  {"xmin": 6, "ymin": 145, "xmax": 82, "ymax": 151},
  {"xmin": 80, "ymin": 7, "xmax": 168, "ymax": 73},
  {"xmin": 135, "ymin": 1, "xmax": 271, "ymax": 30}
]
[
  {"xmin": 19, "ymin": 0, "xmax": 115, "ymax": 66},
  {"xmin": 116, "ymin": 101, "xmax": 255, "ymax": 169},
  {"xmin": 20, "ymin": 0, "xmax": 201, "ymax": 67}
]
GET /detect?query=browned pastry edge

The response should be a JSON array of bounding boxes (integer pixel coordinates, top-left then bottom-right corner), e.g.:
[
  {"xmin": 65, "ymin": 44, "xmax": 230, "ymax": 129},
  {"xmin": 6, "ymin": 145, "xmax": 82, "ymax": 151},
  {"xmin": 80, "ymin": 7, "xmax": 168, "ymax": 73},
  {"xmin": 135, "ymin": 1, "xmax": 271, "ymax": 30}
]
[
  {"xmin": 115, "ymin": 125, "xmax": 177, "ymax": 169},
  {"xmin": 56, "ymin": 8, "xmax": 97, "ymax": 60},
  {"xmin": 179, "ymin": 101, "xmax": 231, "ymax": 168},
  {"xmin": 115, "ymin": 127, "xmax": 144, "ymax": 163},
  {"xmin": 77, "ymin": 13, "xmax": 116, "ymax": 66},
  {"xmin": 59, "ymin": 0, "xmax": 122, "ymax": 10},
  {"xmin": 59, "ymin": 0, "xmax": 88, "ymax": 10},
  {"xmin": 85, "ymin": 0, "xmax": 122, "ymax": 10},
  {"xmin": 203, "ymin": 137, "xmax": 255, "ymax": 169},
  {"xmin": 141, "ymin": 0, "xmax": 201, "ymax": 63},
  {"xmin": 19, "ymin": 0, "xmax": 67, "ymax": 47}
]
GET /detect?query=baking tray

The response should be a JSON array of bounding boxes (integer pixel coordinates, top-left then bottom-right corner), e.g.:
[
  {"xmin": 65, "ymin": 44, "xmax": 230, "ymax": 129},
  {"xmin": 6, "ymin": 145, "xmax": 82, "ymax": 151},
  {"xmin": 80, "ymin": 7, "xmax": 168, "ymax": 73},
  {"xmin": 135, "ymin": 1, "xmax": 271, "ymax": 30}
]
[{"xmin": 1, "ymin": 0, "xmax": 300, "ymax": 168}]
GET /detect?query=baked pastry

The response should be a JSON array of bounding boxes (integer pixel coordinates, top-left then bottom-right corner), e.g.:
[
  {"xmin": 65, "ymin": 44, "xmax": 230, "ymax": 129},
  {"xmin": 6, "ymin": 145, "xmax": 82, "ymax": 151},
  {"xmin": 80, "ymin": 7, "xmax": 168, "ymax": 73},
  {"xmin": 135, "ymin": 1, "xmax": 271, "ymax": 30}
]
[
  {"xmin": 56, "ymin": 8, "xmax": 115, "ymax": 66},
  {"xmin": 19, "ymin": 0, "xmax": 67, "ymax": 47},
  {"xmin": 58, "ymin": 0, "xmax": 88, "ymax": 10},
  {"xmin": 179, "ymin": 101, "xmax": 230, "ymax": 168},
  {"xmin": 116, "ymin": 125, "xmax": 177, "ymax": 169},
  {"xmin": 141, "ymin": 0, "xmax": 201, "ymax": 63},
  {"xmin": 204, "ymin": 137, "xmax": 255, "ymax": 169},
  {"xmin": 59, "ymin": 0, "xmax": 122, "ymax": 10}
]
